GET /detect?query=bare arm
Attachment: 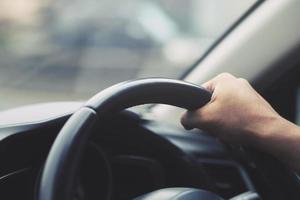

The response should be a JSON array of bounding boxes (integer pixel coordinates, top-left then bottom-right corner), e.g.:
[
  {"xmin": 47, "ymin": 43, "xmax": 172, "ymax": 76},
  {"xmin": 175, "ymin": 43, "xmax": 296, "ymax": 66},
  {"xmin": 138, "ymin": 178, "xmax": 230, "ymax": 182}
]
[{"xmin": 181, "ymin": 73, "xmax": 300, "ymax": 172}]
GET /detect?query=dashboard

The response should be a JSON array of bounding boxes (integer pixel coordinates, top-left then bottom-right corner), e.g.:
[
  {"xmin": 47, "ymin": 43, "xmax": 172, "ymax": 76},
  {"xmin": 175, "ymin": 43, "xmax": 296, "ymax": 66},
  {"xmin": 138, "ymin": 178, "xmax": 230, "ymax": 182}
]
[{"xmin": 0, "ymin": 102, "xmax": 299, "ymax": 200}]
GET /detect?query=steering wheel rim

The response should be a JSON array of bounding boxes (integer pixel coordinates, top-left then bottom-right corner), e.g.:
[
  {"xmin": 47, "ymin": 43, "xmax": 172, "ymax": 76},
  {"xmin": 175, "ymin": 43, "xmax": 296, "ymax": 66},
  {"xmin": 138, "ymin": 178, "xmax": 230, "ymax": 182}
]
[{"xmin": 38, "ymin": 78, "xmax": 212, "ymax": 200}]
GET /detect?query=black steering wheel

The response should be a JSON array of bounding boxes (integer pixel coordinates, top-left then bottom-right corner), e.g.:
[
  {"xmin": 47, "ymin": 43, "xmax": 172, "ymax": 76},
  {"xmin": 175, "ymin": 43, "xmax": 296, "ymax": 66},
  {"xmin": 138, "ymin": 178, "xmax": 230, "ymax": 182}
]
[{"xmin": 38, "ymin": 78, "xmax": 227, "ymax": 200}]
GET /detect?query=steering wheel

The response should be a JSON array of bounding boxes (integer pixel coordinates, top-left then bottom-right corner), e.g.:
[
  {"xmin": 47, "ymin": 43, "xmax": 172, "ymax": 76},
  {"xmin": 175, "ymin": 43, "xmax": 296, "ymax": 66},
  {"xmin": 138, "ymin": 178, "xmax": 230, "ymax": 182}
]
[{"xmin": 37, "ymin": 78, "xmax": 227, "ymax": 200}]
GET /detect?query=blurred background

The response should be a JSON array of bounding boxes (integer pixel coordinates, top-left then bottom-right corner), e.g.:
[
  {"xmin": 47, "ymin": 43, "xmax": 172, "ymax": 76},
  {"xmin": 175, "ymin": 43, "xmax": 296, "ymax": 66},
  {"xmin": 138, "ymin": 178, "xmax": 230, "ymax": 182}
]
[{"xmin": 0, "ymin": 0, "xmax": 254, "ymax": 110}]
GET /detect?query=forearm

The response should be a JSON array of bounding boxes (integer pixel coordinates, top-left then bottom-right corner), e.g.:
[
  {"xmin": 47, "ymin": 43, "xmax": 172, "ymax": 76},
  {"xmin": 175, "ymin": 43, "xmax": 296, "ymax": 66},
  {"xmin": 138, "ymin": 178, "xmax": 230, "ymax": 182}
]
[{"xmin": 252, "ymin": 116, "xmax": 300, "ymax": 172}]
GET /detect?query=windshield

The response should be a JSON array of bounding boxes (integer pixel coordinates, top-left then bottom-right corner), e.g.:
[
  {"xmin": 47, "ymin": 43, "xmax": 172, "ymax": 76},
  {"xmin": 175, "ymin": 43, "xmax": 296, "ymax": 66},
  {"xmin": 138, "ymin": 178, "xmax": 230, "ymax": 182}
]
[{"xmin": 0, "ymin": 0, "xmax": 255, "ymax": 110}]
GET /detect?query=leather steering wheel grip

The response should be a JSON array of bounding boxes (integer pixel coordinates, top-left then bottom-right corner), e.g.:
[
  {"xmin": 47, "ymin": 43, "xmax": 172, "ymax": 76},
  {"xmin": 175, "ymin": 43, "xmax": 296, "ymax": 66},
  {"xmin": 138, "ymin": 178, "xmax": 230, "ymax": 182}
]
[
  {"xmin": 38, "ymin": 78, "xmax": 212, "ymax": 200},
  {"xmin": 85, "ymin": 78, "xmax": 212, "ymax": 113}
]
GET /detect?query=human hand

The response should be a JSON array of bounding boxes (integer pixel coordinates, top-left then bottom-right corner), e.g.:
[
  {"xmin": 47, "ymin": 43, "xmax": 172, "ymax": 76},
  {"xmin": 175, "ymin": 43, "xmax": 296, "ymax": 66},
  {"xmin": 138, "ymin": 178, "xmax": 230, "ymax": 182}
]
[{"xmin": 181, "ymin": 73, "xmax": 280, "ymax": 144}]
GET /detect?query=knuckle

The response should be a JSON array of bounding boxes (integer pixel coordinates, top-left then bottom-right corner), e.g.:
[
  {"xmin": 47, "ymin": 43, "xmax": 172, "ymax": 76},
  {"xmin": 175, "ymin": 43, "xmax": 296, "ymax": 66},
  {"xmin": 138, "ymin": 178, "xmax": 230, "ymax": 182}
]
[
  {"xmin": 217, "ymin": 72, "xmax": 235, "ymax": 80},
  {"xmin": 238, "ymin": 78, "xmax": 249, "ymax": 84}
]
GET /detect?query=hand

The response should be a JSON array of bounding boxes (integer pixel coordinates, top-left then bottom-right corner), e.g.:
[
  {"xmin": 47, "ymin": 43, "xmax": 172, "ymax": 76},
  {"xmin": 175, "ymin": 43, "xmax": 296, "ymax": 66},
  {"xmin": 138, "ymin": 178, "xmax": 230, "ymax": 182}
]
[
  {"xmin": 181, "ymin": 73, "xmax": 280, "ymax": 144},
  {"xmin": 181, "ymin": 73, "xmax": 300, "ymax": 172}
]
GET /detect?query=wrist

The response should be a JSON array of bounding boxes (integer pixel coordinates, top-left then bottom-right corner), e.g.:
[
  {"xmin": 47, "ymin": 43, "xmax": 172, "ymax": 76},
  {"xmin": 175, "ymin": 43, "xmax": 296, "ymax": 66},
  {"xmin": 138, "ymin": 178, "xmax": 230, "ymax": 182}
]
[
  {"xmin": 249, "ymin": 114, "xmax": 300, "ymax": 171},
  {"xmin": 246, "ymin": 114, "xmax": 286, "ymax": 147}
]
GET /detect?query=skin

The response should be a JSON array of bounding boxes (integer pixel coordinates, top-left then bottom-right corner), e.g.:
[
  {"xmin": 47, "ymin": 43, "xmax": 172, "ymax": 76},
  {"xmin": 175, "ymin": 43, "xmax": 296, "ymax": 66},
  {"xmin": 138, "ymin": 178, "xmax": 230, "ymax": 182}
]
[{"xmin": 181, "ymin": 73, "xmax": 300, "ymax": 172}]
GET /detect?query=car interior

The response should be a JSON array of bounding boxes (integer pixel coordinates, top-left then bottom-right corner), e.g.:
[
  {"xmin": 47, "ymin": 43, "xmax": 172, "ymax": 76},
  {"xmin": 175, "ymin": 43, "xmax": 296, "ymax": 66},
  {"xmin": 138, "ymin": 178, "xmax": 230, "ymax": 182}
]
[{"xmin": 1, "ymin": 0, "xmax": 300, "ymax": 200}]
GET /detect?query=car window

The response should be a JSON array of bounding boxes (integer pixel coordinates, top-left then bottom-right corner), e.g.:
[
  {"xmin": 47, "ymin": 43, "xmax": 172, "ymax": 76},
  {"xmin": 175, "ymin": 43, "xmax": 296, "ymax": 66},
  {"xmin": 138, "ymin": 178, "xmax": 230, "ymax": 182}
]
[{"xmin": 0, "ymin": 0, "xmax": 256, "ymax": 110}]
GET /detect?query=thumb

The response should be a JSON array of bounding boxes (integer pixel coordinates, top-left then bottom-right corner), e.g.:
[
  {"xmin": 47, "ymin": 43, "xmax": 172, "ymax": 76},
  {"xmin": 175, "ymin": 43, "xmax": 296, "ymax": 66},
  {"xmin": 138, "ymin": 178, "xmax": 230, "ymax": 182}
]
[
  {"xmin": 181, "ymin": 111, "xmax": 196, "ymax": 130},
  {"xmin": 181, "ymin": 107, "xmax": 211, "ymax": 130}
]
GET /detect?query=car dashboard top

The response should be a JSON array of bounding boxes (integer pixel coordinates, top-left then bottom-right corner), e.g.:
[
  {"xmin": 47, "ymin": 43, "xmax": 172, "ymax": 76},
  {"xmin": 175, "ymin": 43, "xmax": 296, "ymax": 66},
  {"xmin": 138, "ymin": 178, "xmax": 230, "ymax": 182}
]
[{"xmin": 0, "ymin": 102, "xmax": 299, "ymax": 200}]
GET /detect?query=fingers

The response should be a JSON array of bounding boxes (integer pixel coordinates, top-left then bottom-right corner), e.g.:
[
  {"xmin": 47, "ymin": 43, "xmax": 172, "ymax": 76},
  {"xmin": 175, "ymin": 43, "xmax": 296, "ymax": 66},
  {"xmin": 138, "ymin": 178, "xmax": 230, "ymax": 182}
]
[
  {"xmin": 201, "ymin": 73, "xmax": 237, "ymax": 92},
  {"xmin": 201, "ymin": 80, "xmax": 215, "ymax": 92},
  {"xmin": 181, "ymin": 73, "xmax": 238, "ymax": 130},
  {"xmin": 181, "ymin": 79, "xmax": 215, "ymax": 130}
]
